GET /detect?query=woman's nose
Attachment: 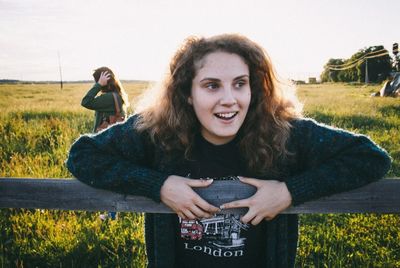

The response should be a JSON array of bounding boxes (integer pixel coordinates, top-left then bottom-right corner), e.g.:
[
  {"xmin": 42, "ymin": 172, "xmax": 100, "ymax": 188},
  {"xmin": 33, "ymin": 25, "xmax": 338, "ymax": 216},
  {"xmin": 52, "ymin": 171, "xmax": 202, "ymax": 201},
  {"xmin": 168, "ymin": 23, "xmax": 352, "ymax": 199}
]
[{"xmin": 219, "ymin": 87, "xmax": 237, "ymax": 105}]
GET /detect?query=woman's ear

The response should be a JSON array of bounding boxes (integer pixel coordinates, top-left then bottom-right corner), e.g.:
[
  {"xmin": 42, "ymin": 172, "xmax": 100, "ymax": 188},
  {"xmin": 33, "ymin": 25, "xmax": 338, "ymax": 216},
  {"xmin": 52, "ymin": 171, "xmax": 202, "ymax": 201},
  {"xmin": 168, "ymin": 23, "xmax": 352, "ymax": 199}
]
[{"xmin": 188, "ymin": 96, "xmax": 193, "ymax": 105}]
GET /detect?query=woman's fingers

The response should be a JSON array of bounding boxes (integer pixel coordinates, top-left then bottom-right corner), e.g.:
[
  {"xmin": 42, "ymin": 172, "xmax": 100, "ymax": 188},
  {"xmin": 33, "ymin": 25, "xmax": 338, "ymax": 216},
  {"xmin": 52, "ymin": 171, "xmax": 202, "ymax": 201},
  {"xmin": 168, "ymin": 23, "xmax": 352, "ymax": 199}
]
[
  {"xmin": 101, "ymin": 71, "xmax": 110, "ymax": 77},
  {"xmin": 194, "ymin": 195, "xmax": 220, "ymax": 214},
  {"xmin": 250, "ymin": 215, "xmax": 266, "ymax": 225},
  {"xmin": 220, "ymin": 198, "xmax": 250, "ymax": 210},
  {"xmin": 240, "ymin": 207, "xmax": 256, "ymax": 224},
  {"xmin": 186, "ymin": 178, "xmax": 220, "ymax": 213},
  {"xmin": 241, "ymin": 206, "xmax": 274, "ymax": 225},
  {"xmin": 186, "ymin": 178, "xmax": 213, "ymax": 188},
  {"xmin": 160, "ymin": 176, "xmax": 219, "ymax": 219},
  {"xmin": 238, "ymin": 176, "xmax": 263, "ymax": 188},
  {"xmin": 179, "ymin": 205, "xmax": 214, "ymax": 220},
  {"xmin": 98, "ymin": 71, "xmax": 111, "ymax": 86},
  {"xmin": 177, "ymin": 212, "xmax": 186, "ymax": 219},
  {"xmin": 220, "ymin": 180, "xmax": 292, "ymax": 225},
  {"xmin": 181, "ymin": 209, "xmax": 196, "ymax": 220},
  {"xmin": 164, "ymin": 177, "xmax": 292, "ymax": 224},
  {"xmin": 189, "ymin": 205, "xmax": 214, "ymax": 219}
]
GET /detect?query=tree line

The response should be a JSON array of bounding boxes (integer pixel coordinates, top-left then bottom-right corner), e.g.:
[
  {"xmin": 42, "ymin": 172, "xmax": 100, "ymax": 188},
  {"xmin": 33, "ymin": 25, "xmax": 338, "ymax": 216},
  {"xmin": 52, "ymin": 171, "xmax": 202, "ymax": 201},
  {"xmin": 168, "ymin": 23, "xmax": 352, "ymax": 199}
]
[{"xmin": 320, "ymin": 46, "xmax": 393, "ymax": 83}]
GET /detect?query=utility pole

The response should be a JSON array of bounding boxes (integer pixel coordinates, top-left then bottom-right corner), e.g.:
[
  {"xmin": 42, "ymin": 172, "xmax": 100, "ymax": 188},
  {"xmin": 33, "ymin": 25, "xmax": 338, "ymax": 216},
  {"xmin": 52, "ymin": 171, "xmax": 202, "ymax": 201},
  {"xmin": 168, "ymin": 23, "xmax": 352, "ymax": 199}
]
[
  {"xmin": 393, "ymin": 43, "xmax": 399, "ymax": 72},
  {"xmin": 365, "ymin": 58, "xmax": 369, "ymax": 84},
  {"xmin": 57, "ymin": 51, "xmax": 63, "ymax": 90}
]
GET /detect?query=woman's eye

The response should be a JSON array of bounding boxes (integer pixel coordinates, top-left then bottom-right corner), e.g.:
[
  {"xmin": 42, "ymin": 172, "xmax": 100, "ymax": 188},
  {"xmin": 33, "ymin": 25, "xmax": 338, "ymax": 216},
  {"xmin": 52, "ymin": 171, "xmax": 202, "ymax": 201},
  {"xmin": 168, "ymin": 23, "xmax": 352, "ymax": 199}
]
[
  {"xmin": 234, "ymin": 80, "xmax": 247, "ymax": 88},
  {"xmin": 205, "ymin": 82, "xmax": 219, "ymax": 90}
]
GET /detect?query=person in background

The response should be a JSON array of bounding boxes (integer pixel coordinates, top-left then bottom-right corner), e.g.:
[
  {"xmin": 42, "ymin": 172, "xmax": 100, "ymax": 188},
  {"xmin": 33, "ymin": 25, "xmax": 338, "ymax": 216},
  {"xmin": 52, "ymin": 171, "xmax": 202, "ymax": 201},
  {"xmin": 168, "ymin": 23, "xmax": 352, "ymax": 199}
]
[
  {"xmin": 67, "ymin": 34, "xmax": 391, "ymax": 267},
  {"xmin": 81, "ymin": 66, "xmax": 130, "ymax": 220},
  {"xmin": 82, "ymin": 66, "xmax": 130, "ymax": 132}
]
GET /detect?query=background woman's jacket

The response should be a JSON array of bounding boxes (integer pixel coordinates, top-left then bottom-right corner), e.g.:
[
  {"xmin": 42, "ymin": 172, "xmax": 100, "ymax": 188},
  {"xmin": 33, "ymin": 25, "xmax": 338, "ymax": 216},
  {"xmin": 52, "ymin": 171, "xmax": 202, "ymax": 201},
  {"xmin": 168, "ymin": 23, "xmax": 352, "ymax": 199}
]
[{"xmin": 81, "ymin": 83, "xmax": 125, "ymax": 132}]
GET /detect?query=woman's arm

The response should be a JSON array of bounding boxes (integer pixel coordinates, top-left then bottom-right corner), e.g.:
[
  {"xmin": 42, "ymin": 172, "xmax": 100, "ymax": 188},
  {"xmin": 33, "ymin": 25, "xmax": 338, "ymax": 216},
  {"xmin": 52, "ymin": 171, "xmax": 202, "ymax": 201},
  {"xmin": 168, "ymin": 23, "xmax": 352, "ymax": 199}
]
[
  {"xmin": 221, "ymin": 118, "xmax": 391, "ymax": 224},
  {"xmin": 81, "ymin": 83, "xmax": 115, "ymax": 112},
  {"xmin": 285, "ymin": 118, "xmax": 391, "ymax": 206},
  {"xmin": 66, "ymin": 115, "xmax": 169, "ymax": 202},
  {"xmin": 67, "ymin": 114, "xmax": 221, "ymax": 218}
]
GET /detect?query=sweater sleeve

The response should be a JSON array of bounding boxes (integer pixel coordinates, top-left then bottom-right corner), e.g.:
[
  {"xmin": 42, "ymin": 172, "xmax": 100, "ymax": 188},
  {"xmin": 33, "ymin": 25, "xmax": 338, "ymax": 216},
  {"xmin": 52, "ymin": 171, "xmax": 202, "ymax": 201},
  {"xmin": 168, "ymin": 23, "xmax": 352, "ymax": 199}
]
[
  {"xmin": 285, "ymin": 118, "xmax": 391, "ymax": 206},
  {"xmin": 81, "ymin": 83, "xmax": 115, "ymax": 112},
  {"xmin": 66, "ymin": 115, "xmax": 169, "ymax": 202}
]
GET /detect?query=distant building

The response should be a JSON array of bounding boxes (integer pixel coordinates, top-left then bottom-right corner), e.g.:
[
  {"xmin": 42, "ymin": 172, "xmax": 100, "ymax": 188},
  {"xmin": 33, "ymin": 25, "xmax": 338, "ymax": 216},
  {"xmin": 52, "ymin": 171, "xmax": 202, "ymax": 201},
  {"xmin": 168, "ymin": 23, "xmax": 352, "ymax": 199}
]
[
  {"xmin": 308, "ymin": 77, "xmax": 317, "ymax": 84},
  {"xmin": 292, "ymin": 80, "xmax": 306, "ymax": 85}
]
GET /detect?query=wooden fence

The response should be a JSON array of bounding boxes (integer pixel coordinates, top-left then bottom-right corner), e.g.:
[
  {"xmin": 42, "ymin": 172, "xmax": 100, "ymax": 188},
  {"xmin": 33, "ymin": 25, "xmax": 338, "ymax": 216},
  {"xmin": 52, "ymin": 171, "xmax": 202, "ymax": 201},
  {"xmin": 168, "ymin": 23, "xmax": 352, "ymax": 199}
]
[{"xmin": 1, "ymin": 177, "xmax": 399, "ymax": 214}]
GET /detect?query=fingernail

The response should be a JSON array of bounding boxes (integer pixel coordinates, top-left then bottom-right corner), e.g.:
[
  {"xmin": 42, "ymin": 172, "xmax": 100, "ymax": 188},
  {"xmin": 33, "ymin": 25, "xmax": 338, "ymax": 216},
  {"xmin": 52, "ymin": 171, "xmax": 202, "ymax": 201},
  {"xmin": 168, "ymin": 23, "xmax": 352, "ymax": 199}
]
[{"xmin": 219, "ymin": 205, "xmax": 225, "ymax": 210}]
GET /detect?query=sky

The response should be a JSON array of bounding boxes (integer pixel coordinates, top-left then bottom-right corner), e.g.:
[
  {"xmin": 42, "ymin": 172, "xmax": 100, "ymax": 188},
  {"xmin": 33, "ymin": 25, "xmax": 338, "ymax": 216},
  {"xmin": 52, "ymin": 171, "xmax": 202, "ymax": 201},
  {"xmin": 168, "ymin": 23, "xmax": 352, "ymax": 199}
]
[{"xmin": 0, "ymin": 0, "xmax": 398, "ymax": 82}]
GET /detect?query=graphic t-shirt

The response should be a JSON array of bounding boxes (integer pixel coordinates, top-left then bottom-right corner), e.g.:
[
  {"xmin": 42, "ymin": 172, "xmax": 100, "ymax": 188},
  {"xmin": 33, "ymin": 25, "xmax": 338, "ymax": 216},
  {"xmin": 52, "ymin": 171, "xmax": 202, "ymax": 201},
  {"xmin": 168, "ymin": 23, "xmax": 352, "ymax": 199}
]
[{"xmin": 175, "ymin": 135, "xmax": 267, "ymax": 268}]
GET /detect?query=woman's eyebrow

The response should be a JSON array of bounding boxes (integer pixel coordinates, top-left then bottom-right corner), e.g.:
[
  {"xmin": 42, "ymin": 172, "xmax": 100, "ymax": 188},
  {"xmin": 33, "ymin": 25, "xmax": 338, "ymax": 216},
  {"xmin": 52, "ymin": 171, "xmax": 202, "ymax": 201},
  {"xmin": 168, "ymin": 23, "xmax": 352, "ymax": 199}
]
[
  {"xmin": 199, "ymin": 74, "xmax": 249, "ymax": 83},
  {"xmin": 234, "ymin": 75, "xmax": 250, "ymax": 80},
  {"xmin": 199, "ymin": 77, "xmax": 220, "ymax": 83}
]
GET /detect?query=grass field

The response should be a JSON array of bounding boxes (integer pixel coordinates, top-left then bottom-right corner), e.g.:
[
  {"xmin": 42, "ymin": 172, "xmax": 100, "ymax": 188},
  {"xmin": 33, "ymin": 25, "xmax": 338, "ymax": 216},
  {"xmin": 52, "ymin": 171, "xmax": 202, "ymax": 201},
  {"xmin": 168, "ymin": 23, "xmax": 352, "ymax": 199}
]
[{"xmin": 0, "ymin": 82, "xmax": 399, "ymax": 267}]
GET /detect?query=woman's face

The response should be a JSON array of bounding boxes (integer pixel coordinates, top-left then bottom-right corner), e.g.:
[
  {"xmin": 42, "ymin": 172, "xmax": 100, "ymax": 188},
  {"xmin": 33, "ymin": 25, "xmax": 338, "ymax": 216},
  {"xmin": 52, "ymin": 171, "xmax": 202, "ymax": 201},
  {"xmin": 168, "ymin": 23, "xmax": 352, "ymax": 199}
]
[{"xmin": 190, "ymin": 51, "xmax": 251, "ymax": 145}]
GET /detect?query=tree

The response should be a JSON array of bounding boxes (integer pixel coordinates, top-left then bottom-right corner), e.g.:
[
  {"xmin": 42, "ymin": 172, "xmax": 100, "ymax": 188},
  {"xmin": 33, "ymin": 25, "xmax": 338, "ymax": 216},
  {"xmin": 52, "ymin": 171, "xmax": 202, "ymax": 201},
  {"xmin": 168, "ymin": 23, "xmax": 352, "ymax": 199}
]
[
  {"xmin": 357, "ymin": 46, "xmax": 392, "ymax": 83},
  {"xmin": 320, "ymin": 59, "xmax": 344, "ymax": 82},
  {"xmin": 320, "ymin": 45, "xmax": 392, "ymax": 83}
]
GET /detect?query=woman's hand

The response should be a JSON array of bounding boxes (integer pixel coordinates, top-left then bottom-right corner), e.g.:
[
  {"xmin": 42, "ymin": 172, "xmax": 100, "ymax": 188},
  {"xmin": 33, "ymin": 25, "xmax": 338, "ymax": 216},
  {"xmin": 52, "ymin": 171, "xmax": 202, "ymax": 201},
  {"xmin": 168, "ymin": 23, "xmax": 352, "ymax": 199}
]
[
  {"xmin": 98, "ymin": 71, "xmax": 111, "ymax": 86},
  {"xmin": 160, "ymin": 175, "xmax": 220, "ymax": 220},
  {"xmin": 220, "ymin": 177, "xmax": 292, "ymax": 225}
]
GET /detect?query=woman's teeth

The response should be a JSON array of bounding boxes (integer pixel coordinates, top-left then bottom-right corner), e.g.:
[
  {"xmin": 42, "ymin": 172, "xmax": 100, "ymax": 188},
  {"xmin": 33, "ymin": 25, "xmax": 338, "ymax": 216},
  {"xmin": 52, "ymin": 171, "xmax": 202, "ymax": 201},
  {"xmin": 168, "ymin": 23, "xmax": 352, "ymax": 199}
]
[{"xmin": 215, "ymin": 112, "xmax": 238, "ymax": 120}]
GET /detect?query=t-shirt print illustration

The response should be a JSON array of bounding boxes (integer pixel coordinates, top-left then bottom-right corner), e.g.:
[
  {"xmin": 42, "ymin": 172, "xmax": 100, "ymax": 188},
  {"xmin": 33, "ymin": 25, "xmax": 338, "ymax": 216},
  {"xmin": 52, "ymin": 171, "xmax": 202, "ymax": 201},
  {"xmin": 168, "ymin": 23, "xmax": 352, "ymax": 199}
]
[{"xmin": 179, "ymin": 214, "xmax": 249, "ymax": 257}]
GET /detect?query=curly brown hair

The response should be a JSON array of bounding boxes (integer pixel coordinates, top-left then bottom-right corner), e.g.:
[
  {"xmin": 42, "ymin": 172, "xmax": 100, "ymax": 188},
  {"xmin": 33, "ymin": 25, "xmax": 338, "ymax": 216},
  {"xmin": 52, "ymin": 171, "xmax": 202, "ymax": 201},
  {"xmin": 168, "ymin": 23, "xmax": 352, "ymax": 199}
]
[{"xmin": 136, "ymin": 34, "xmax": 302, "ymax": 175}]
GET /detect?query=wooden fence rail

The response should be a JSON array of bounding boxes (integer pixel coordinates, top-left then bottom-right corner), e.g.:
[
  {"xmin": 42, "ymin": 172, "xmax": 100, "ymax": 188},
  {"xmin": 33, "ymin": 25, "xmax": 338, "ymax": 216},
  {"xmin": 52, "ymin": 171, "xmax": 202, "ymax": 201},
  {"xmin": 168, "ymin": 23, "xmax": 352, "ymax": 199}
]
[{"xmin": 1, "ymin": 178, "xmax": 399, "ymax": 214}]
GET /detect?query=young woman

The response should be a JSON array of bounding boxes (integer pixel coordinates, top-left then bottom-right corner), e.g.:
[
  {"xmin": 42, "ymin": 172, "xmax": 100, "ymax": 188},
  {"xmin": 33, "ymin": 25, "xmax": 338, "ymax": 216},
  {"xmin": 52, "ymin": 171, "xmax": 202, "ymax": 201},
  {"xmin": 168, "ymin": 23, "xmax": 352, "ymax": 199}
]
[
  {"xmin": 81, "ymin": 66, "xmax": 130, "ymax": 132},
  {"xmin": 81, "ymin": 67, "xmax": 130, "ymax": 220},
  {"xmin": 67, "ymin": 34, "xmax": 391, "ymax": 267}
]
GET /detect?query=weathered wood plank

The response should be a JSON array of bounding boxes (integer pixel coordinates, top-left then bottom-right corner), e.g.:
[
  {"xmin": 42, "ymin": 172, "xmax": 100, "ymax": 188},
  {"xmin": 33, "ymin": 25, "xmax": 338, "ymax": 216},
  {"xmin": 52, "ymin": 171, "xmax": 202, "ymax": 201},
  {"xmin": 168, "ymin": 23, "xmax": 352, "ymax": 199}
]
[{"xmin": 0, "ymin": 178, "xmax": 399, "ymax": 214}]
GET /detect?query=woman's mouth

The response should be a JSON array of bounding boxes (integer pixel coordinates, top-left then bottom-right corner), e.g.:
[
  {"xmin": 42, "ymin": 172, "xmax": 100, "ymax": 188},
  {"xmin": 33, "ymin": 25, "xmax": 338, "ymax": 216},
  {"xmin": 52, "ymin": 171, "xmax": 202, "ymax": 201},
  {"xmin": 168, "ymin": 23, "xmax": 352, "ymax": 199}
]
[{"xmin": 214, "ymin": 112, "xmax": 238, "ymax": 120}]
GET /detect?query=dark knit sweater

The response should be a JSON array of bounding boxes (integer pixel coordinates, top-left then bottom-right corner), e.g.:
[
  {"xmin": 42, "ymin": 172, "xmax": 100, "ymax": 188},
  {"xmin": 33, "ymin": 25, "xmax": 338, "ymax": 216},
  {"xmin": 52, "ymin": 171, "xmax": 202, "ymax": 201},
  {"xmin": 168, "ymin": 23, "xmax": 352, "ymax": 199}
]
[
  {"xmin": 66, "ymin": 114, "xmax": 391, "ymax": 268},
  {"xmin": 81, "ymin": 83, "xmax": 125, "ymax": 132}
]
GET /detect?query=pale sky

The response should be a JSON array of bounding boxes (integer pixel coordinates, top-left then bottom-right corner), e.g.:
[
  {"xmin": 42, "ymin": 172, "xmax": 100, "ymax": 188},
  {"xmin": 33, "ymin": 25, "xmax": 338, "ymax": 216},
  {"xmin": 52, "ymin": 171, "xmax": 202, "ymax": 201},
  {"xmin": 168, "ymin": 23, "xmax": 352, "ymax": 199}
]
[{"xmin": 0, "ymin": 0, "xmax": 398, "ymax": 81}]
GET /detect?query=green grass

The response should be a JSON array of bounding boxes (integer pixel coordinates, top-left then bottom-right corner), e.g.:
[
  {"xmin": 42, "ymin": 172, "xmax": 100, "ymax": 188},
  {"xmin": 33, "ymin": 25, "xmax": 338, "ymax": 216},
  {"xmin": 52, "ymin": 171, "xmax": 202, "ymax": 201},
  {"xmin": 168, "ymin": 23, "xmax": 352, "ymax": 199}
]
[{"xmin": 0, "ymin": 82, "xmax": 399, "ymax": 267}]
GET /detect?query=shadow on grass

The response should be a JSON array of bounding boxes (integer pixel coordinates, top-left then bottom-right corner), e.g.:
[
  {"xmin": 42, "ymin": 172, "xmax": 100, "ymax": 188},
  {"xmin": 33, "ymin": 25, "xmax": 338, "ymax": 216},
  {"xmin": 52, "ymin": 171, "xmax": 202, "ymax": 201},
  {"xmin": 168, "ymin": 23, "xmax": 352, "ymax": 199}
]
[
  {"xmin": 306, "ymin": 111, "xmax": 397, "ymax": 131},
  {"xmin": 389, "ymin": 151, "xmax": 400, "ymax": 177},
  {"xmin": 7, "ymin": 111, "xmax": 89, "ymax": 122},
  {"xmin": 5, "ymin": 111, "xmax": 92, "ymax": 133},
  {"xmin": 378, "ymin": 105, "xmax": 400, "ymax": 117}
]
